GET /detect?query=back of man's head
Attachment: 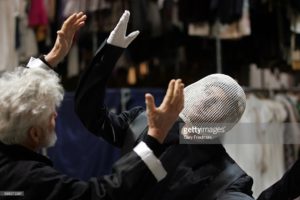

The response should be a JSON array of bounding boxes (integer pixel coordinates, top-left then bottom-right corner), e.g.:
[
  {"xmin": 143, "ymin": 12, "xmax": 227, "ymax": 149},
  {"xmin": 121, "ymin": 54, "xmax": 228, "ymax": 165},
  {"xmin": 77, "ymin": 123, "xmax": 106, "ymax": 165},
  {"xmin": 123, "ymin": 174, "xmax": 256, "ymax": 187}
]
[{"xmin": 0, "ymin": 67, "xmax": 64, "ymax": 145}]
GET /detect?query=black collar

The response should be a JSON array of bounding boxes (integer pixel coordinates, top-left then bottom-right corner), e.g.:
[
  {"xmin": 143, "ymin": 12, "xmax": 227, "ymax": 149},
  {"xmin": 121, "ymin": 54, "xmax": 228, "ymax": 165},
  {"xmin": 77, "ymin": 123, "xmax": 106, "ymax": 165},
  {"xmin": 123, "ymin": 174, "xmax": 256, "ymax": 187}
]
[{"xmin": 0, "ymin": 142, "xmax": 53, "ymax": 166}]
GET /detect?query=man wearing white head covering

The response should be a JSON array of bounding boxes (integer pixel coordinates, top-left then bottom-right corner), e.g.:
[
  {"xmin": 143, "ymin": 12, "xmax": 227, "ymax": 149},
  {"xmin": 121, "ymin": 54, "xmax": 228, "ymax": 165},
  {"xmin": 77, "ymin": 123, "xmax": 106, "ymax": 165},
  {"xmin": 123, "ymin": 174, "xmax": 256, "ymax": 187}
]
[
  {"xmin": 75, "ymin": 10, "xmax": 254, "ymax": 200},
  {"xmin": 180, "ymin": 74, "xmax": 246, "ymax": 124},
  {"xmin": 180, "ymin": 73, "xmax": 246, "ymax": 136}
]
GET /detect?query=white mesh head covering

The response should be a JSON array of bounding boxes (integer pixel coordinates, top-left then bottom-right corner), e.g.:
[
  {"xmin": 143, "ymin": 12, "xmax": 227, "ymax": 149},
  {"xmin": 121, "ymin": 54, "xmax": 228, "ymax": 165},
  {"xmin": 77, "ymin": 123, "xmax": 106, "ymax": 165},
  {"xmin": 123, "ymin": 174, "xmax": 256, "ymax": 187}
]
[{"xmin": 179, "ymin": 74, "xmax": 246, "ymax": 133}]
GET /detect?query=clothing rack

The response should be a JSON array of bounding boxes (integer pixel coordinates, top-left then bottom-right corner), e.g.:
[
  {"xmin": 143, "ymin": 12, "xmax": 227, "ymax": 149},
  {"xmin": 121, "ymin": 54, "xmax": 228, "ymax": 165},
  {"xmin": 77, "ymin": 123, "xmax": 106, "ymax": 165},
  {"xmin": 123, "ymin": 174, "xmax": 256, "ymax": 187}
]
[
  {"xmin": 242, "ymin": 87, "xmax": 300, "ymax": 98},
  {"xmin": 243, "ymin": 87, "xmax": 300, "ymax": 93}
]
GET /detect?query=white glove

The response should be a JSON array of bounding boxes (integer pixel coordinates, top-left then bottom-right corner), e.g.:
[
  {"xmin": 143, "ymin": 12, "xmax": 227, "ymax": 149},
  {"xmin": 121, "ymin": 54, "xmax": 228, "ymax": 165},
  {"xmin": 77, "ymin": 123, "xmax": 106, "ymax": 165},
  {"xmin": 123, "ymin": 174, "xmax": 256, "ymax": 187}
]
[{"xmin": 107, "ymin": 10, "xmax": 140, "ymax": 48}]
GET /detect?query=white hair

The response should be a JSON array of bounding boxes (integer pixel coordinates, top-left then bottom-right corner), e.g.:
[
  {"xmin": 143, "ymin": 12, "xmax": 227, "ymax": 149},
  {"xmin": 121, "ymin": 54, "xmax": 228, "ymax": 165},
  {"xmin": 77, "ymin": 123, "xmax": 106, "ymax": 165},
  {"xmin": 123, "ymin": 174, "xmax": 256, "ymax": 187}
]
[{"xmin": 0, "ymin": 67, "xmax": 64, "ymax": 145}]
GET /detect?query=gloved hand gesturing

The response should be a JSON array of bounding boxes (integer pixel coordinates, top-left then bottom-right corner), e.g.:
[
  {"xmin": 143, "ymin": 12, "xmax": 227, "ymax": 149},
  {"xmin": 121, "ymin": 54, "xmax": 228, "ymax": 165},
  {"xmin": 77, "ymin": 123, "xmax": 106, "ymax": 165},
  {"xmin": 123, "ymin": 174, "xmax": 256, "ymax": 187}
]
[{"xmin": 107, "ymin": 10, "xmax": 140, "ymax": 48}]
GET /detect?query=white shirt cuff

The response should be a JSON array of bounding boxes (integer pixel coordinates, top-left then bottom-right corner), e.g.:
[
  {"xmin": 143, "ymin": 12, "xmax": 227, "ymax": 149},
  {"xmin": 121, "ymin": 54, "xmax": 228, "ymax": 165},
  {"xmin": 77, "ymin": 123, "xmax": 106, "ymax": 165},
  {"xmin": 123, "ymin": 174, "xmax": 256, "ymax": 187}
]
[
  {"xmin": 133, "ymin": 141, "xmax": 167, "ymax": 182},
  {"xmin": 27, "ymin": 57, "xmax": 51, "ymax": 70}
]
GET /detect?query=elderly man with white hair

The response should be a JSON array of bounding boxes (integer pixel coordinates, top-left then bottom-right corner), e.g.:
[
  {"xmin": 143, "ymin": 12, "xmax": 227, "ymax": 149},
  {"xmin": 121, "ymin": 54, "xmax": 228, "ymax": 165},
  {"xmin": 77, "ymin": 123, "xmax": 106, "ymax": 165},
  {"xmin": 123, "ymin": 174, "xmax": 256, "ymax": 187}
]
[{"xmin": 0, "ymin": 12, "xmax": 185, "ymax": 200}]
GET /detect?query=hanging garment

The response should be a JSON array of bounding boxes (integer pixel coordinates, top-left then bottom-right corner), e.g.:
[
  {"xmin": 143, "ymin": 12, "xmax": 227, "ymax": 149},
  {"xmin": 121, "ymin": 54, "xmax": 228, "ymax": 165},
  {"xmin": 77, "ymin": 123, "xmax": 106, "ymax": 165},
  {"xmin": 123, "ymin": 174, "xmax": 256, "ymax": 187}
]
[
  {"xmin": 62, "ymin": 0, "xmax": 73, "ymax": 17},
  {"xmin": 62, "ymin": 0, "xmax": 87, "ymax": 18},
  {"xmin": 188, "ymin": 22, "xmax": 210, "ymax": 37},
  {"xmin": 211, "ymin": 0, "xmax": 251, "ymax": 40},
  {"xmin": 224, "ymin": 94, "xmax": 265, "ymax": 198},
  {"xmin": 259, "ymin": 99, "xmax": 286, "ymax": 195},
  {"xmin": 290, "ymin": 12, "xmax": 300, "ymax": 34},
  {"xmin": 211, "ymin": 22, "xmax": 241, "ymax": 39},
  {"xmin": 249, "ymin": 0, "xmax": 289, "ymax": 69},
  {"xmin": 0, "ymin": 0, "xmax": 19, "ymax": 72},
  {"xmin": 147, "ymin": 1, "xmax": 162, "ymax": 37},
  {"xmin": 238, "ymin": 0, "xmax": 251, "ymax": 36},
  {"xmin": 88, "ymin": 0, "xmax": 111, "ymax": 13},
  {"xmin": 28, "ymin": 0, "xmax": 48, "ymax": 27},
  {"xmin": 275, "ymin": 94, "xmax": 300, "ymax": 169},
  {"xmin": 285, "ymin": 94, "xmax": 300, "ymax": 159},
  {"xmin": 249, "ymin": 64, "xmax": 263, "ymax": 88},
  {"xmin": 224, "ymin": 94, "xmax": 287, "ymax": 198},
  {"xmin": 17, "ymin": 0, "xmax": 38, "ymax": 62},
  {"xmin": 129, "ymin": 0, "xmax": 149, "ymax": 32},
  {"xmin": 178, "ymin": 0, "xmax": 243, "ymax": 24}
]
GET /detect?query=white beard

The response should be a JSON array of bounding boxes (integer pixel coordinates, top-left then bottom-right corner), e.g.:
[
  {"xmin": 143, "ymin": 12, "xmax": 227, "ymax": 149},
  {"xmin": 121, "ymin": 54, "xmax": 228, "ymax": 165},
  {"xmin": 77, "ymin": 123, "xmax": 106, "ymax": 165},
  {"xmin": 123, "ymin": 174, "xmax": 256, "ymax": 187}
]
[
  {"xmin": 41, "ymin": 130, "xmax": 57, "ymax": 148},
  {"xmin": 46, "ymin": 131, "xmax": 57, "ymax": 147}
]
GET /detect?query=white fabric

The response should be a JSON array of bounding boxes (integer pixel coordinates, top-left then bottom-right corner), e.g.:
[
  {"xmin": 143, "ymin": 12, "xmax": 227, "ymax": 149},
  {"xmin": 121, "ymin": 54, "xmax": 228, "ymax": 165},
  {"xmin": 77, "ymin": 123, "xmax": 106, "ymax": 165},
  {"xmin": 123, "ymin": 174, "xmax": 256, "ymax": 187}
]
[
  {"xmin": 290, "ymin": 13, "xmax": 300, "ymax": 33},
  {"xmin": 133, "ymin": 141, "xmax": 167, "ymax": 182},
  {"xmin": 224, "ymin": 94, "xmax": 264, "ymax": 198},
  {"xmin": 179, "ymin": 74, "xmax": 246, "ymax": 134},
  {"xmin": 249, "ymin": 64, "xmax": 262, "ymax": 88},
  {"xmin": 190, "ymin": 0, "xmax": 250, "ymax": 39},
  {"xmin": 147, "ymin": 1, "xmax": 162, "ymax": 37},
  {"xmin": 18, "ymin": 9, "xmax": 38, "ymax": 61},
  {"xmin": 276, "ymin": 94, "xmax": 300, "ymax": 149},
  {"xmin": 259, "ymin": 100, "xmax": 285, "ymax": 196},
  {"xmin": 27, "ymin": 57, "xmax": 50, "ymax": 70},
  {"xmin": 63, "ymin": 0, "xmax": 87, "ymax": 17},
  {"xmin": 224, "ymin": 94, "xmax": 287, "ymax": 198},
  {"xmin": 107, "ymin": 10, "xmax": 140, "ymax": 48},
  {"xmin": 238, "ymin": 0, "xmax": 251, "ymax": 36},
  {"xmin": 0, "ymin": 0, "xmax": 19, "ymax": 72},
  {"xmin": 188, "ymin": 23, "xmax": 210, "ymax": 37},
  {"xmin": 249, "ymin": 64, "xmax": 294, "ymax": 89}
]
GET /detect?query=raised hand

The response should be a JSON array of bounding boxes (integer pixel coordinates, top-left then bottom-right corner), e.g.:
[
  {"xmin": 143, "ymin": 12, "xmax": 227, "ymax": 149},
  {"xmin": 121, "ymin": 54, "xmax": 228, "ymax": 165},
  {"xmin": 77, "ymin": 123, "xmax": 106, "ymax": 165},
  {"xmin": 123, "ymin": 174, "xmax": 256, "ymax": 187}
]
[
  {"xmin": 107, "ymin": 10, "xmax": 140, "ymax": 48},
  {"xmin": 45, "ymin": 12, "xmax": 87, "ymax": 67},
  {"xmin": 146, "ymin": 79, "xmax": 185, "ymax": 143}
]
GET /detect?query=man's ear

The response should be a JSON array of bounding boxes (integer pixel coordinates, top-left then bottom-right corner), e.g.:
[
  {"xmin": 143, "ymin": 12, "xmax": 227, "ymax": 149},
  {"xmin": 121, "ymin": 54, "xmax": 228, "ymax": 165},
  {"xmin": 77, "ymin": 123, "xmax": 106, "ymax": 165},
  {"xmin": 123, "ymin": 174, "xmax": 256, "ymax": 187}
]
[{"xmin": 28, "ymin": 127, "xmax": 42, "ymax": 147}]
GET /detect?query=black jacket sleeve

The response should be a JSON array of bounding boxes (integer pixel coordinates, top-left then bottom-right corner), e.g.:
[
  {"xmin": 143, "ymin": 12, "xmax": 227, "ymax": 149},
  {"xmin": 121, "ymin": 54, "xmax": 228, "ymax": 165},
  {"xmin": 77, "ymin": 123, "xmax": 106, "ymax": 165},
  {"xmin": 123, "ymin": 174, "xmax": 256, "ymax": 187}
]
[
  {"xmin": 74, "ymin": 41, "xmax": 143, "ymax": 148},
  {"xmin": 257, "ymin": 159, "xmax": 300, "ymax": 200},
  {"xmin": 2, "ymin": 141, "xmax": 166, "ymax": 200},
  {"xmin": 22, "ymin": 145, "xmax": 164, "ymax": 200}
]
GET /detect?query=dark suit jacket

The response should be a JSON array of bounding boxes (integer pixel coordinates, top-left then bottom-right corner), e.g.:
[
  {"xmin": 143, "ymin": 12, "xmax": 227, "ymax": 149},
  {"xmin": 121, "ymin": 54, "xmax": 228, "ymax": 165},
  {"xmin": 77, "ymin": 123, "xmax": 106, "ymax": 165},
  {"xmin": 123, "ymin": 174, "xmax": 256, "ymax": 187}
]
[{"xmin": 0, "ymin": 139, "xmax": 165, "ymax": 200}]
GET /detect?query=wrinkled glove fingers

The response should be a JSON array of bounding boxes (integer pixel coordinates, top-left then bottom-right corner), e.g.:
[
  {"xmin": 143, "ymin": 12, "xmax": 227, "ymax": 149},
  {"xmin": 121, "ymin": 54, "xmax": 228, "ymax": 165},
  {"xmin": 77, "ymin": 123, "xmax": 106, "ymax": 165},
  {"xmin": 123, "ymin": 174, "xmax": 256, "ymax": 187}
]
[
  {"xmin": 113, "ymin": 10, "xmax": 130, "ymax": 33},
  {"xmin": 126, "ymin": 30, "xmax": 140, "ymax": 41}
]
